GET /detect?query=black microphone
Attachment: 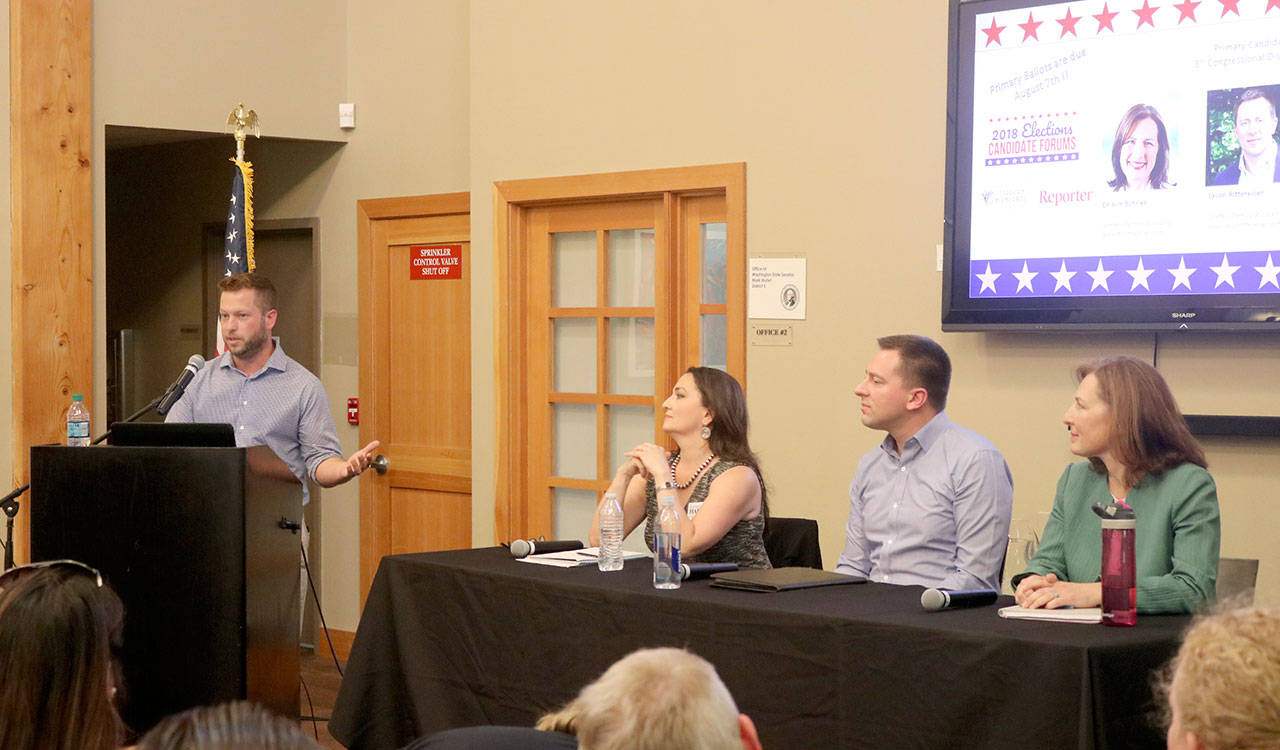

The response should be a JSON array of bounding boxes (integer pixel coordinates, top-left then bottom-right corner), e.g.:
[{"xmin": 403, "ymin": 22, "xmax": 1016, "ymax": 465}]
[
  {"xmin": 509, "ymin": 539, "xmax": 584, "ymax": 558},
  {"xmin": 155, "ymin": 355, "xmax": 206, "ymax": 416},
  {"xmin": 920, "ymin": 588, "xmax": 1000, "ymax": 612},
  {"xmin": 679, "ymin": 562, "xmax": 738, "ymax": 580}
]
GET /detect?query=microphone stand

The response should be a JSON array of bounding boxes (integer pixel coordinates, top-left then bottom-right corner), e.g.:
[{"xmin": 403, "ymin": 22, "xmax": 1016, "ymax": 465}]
[
  {"xmin": 1, "ymin": 485, "xmax": 24, "ymax": 571},
  {"xmin": 1, "ymin": 394, "xmax": 164, "ymax": 570},
  {"xmin": 91, "ymin": 394, "xmax": 163, "ymax": 446}
]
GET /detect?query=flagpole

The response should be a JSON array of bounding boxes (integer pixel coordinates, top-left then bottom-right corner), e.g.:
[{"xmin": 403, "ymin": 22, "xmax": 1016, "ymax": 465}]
[{"xmin": 226, "ymin": 104, "xmax": 260, "ymax": 272}]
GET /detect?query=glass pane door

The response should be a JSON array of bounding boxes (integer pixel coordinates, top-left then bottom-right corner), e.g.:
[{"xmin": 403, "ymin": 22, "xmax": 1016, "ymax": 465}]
[{"xmin": 534, "ymin": 200, "xmax": 666, "ymax": 542}]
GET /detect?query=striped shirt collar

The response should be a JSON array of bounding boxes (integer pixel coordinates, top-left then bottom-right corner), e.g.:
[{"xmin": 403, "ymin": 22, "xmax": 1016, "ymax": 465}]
[{"xmin": 879, "ymin": 410, "xmax": 951, "ymax": 457}]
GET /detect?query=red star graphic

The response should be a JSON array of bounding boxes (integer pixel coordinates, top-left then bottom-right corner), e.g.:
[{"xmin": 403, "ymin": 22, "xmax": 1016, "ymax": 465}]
[
  {"xmin": 1268, "ymin": 0, "xmax": 1280, "ymax": 12},
  {"xmin": 1134, "ymin": 0, "xmax": 1160, "ymax": 28},
  {"xmin": 982, "ymin": 16, "xmax": 1006, "ymax": 46},
  {"xmin": 1173, "ymin": 0, "xmax": 1200, "ymax": 22},
  {"xmin": 1058, "ymin": 7, "xmax": 1082, "ymax": 37},
  {"xmin": 1094, "ymin": 3, "xmax": 1119, "ymax": 32},
  {"xmin": 1018, "ymin": 11, "xmax": 1043, "ymax": 41},
  {"xmin": 1217, "ymin": 0, "xmax": 1240, "ymax": 16}
]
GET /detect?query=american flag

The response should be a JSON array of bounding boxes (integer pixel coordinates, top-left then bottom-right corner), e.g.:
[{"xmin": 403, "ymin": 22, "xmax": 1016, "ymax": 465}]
[{"xmin": 217, "ymin": 159, "xmax": 255, "ymax": 354}]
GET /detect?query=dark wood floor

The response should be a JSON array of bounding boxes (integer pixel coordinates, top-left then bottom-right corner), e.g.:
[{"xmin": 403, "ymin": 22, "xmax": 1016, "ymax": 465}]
[{"xmin": 300, "ymin": 650, "xmax": 348, "ymax": 749}]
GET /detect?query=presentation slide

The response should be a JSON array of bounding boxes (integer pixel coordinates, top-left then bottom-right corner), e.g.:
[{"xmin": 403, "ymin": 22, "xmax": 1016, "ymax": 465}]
[{"xmin": 966, "ymin": 0, "xmax": 1280, "ymax": 300}]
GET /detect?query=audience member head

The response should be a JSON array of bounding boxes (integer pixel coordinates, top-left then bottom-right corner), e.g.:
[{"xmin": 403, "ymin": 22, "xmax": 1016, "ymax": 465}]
[
  {"xmin": 0, "ymin": 559, "xmax": 126, "ymax": 750},
  {"xmin": 1073, "ymin": 356, "xmax": 1205, "ymax": 485},
  {"xmin": 685, "ymin": 366, "xmax": 768, "ymax": 516},
  {"xmin": 137, "ymin": 700, "xmax": 320, "ymax": 749},
  {"xmin": 571, "ymin": 647, "xmax": 761, "ymax": 750},
  {"xmin": 1160, "ymin": 605, "xmax": 1280, "ymax": 750}
]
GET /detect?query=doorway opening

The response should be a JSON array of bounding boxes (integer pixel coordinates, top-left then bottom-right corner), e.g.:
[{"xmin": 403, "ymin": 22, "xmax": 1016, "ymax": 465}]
[{"xmin": 104, "ymin": 124, "xmax": 342, "ymax": 647}]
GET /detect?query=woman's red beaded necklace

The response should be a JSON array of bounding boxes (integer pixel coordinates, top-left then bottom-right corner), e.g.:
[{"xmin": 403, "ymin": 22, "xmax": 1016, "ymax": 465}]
[{"xmin": 668, "ymin": 451, "xmax": 716, "ymax": 490}]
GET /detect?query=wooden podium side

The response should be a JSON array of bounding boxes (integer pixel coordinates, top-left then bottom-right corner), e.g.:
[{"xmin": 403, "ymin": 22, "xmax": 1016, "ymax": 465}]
[{"xmin": 28, "ymin": 444, "xmax": 301, "ymax": 733}]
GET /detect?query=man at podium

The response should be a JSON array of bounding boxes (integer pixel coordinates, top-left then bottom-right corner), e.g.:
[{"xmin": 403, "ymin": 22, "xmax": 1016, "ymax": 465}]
[{"xmin": 165, "ymin": 273, "xmax": 379, "ymax": 504}]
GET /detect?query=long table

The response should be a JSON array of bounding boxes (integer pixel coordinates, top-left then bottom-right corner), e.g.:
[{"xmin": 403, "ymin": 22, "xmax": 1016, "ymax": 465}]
[{"xmin": 329, "ymin": 548, "xmax": 1188, "ymax": 749}]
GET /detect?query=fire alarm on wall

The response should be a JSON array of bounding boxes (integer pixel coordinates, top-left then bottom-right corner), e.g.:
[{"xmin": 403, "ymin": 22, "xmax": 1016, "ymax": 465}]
[{"xmin": 347, "ymin": 397, "xmax": 359, "ymax": 425}]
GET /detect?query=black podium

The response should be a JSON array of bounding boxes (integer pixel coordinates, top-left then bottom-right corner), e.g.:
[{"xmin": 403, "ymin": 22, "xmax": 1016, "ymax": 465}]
[{"xmin": 28, "ymin": 444, "xmax": 302, "ymax": 733}]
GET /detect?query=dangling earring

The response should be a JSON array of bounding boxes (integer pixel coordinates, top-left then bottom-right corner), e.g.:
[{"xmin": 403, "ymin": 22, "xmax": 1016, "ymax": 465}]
[{"xmin": 701, "ymin": 425, "xmax": 712, "ymax": 440}]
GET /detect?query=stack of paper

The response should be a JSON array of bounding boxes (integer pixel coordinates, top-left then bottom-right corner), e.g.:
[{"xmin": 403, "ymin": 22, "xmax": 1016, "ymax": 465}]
[
  {"xmin": 998, "ymin": 605, "xmax": 1103, "ymax": 624},
  {"xmin": 517, "ymin": 547, "xmax": 649, "ymax": 568}
]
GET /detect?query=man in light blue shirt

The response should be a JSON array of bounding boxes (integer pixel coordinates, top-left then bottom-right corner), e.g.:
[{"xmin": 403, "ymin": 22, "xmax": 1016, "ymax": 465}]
[
  {"xmin": 835, "ymin": 335, "xmax": 1012, "ymax": 590},
  {"xmin": 166, "ymin": 273, "xmax": 380, "ymax": 504}
]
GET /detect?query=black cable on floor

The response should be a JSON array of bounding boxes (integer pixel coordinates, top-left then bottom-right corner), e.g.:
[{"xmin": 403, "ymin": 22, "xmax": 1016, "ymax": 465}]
[
  {"xmin": 301, "ymin": 540, "xmax": 345, "ymax": 678},
  {"xmin": 301, "ymin": 674, "xmax": 320, "ymax": 740}
]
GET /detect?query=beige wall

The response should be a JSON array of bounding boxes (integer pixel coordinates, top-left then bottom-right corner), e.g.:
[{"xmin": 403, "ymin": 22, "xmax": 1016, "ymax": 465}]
[
  {"xmin": 93, "ymin": 1, "xmax": 347, "ymax": 141},
  {"xmin": 302, "ymin": 0, "xmax": 469, "ymax": 628},
  {"xmin": 469, "ymin": 0, "xmax": 1280, "ymax": 605},
  {"xmin": 6, "ymin": 0, "xmax": 1272, "ymax": 634}
]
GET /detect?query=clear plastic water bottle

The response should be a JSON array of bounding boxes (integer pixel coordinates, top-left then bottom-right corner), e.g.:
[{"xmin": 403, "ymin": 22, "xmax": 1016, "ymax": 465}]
[
  {"xmin": 653, "ymin": 490, "xmax": 682, "ymax": 589},
  {"xmin": 66, "ymin": 394, "xmax": 91, "ymax": 447},
  {"xmin": 597, "ymin": 492, "xmax": 625, "ymax": 572}
]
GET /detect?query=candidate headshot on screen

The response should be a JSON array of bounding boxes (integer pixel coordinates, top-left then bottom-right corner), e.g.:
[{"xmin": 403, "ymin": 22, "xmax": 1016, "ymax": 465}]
[
  {"xmin": 1212, "ymin": 88, "xmax": 1280, "ymax": 187},
  {"xmin": 1108, "ymin": 104, "xmax": 1173, "ymax": 191}
]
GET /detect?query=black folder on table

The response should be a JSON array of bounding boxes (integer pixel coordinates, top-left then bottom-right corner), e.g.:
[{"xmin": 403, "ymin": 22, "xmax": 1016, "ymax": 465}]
[{"xmin": 710, "ymin": 567, "xmax": 865, "ymax": 592}]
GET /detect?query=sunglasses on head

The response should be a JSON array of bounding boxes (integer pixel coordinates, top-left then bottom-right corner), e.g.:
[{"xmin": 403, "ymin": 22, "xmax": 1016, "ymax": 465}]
[{"xmin": 0, "ymin": 559, "xmax": 104, "ymax": 589}]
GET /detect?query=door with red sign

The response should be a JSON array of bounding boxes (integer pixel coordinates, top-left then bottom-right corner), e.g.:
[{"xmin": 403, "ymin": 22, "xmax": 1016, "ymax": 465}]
[{"xmin": 358, "ymin": 193, "xmax": 471, "ymax": 603}]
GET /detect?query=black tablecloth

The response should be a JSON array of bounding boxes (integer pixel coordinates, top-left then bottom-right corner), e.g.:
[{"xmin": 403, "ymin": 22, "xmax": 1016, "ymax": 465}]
[{"xmin": 330, "ymin": 548, "xmax": 1188, "ymax": 749}]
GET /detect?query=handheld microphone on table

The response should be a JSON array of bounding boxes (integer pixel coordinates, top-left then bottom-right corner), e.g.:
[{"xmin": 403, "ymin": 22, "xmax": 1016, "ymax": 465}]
[
  {"xmin": 679, "ymin": 562, "xmax": 739, "ymax": 581},
  {"xmin": 509, "ymin": 539, "xmax": 584, "ymax": 559},
  {"xmin": 921, "ymin": 587, "xmax": 1000, "ymax": 612},
  {"xmin": 155, "ymin": 355, "xmax": 207, "ymax": 416}
]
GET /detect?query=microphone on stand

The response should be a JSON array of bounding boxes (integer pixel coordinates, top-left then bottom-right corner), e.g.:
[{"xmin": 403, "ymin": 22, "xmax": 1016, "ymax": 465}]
[
  {"xmin": 509, "ymin": 539, "xmax": 584, "ymax": 559},
  {"xmin": 921, "ymin": 588, "xmax": 1000, "ymax": 612},
  {"xmin": 155, "ymin": 355, "xmax": 206, "ymax": 416}
]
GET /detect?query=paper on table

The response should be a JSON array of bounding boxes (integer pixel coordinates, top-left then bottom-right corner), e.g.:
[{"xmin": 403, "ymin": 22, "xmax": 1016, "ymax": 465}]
[
  {"xmin": 517, "ymin": 547, "xmax": 649, "ymax": 567},
  {"xmin": 998, "ymin": 605, "xmax": 1103, "ymax": 624}
]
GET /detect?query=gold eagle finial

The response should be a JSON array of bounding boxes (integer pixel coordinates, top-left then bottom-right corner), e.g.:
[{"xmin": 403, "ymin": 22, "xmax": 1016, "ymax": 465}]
[{"xmin": 226, "ymin": 103, "xmax": 261, "ymax": 162}]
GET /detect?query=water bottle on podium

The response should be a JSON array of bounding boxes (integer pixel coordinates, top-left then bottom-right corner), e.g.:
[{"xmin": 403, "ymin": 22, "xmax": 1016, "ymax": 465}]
[
  {"xmin": 597, "ymin": 492, "xmax": 625, "ymax": 572},
  {"xmin": 653, "ymin": 490, "xmax": 681, "ymax": 589},
  {"xmin": 66, "ymin": 394, "xmax": 90, "ymax": 447}
]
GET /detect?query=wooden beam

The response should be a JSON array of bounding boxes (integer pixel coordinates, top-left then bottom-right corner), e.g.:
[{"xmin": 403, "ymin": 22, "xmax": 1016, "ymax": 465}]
[{"xmin": 10, "ymin": 0, "xmax": 94, "ymax": 563}]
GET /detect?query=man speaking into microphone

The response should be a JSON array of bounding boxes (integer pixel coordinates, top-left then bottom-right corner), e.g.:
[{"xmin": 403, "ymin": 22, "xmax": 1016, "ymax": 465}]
[{"xmin": 165, "ymin": 273, "xmax": 380, "ymax": 503}]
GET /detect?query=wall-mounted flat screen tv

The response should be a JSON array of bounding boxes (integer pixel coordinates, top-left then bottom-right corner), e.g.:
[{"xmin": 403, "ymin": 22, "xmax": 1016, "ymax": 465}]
[{"xmin": 944, "ymin": 0, "xmax": 1280, "ymax": 330}]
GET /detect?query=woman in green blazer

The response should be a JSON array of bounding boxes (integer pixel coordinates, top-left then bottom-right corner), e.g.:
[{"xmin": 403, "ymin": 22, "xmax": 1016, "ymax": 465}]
[{"xmin": 1013, "ymin": 356, "xmax": 1219, "ymax": 614}]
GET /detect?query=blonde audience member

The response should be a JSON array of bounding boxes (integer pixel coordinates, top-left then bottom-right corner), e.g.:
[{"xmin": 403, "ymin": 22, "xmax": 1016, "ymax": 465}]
[
  {"xmin": 1161, "ymin": 605, "xmax": 1280, "ymax": 750},
  {"xmin": 569, "ymin": 647, "xmax": 761, "ymax": 750}
]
